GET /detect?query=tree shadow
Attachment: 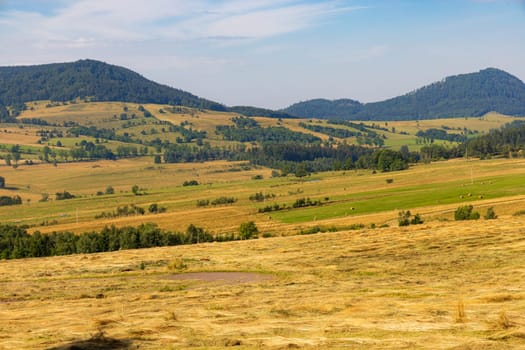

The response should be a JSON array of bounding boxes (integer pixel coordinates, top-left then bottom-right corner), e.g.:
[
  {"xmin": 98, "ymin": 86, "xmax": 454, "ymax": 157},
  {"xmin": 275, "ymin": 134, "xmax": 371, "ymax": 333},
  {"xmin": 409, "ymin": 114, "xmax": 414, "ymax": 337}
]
[{"xmin": 47, "ymin": 333, "xmax": 133, "ymax": 350}]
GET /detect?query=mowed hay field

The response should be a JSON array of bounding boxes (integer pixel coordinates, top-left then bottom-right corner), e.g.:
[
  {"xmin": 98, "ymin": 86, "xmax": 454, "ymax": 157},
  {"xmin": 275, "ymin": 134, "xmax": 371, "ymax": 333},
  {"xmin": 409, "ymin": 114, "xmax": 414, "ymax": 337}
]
[{"xmin": 2, "ymin": 217, "xmax": 525, "ymax": 349}]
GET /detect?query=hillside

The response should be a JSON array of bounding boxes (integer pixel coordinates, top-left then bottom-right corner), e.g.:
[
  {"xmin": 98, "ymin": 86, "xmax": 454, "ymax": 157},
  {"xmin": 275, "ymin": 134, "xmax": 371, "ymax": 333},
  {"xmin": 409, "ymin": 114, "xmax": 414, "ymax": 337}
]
[
  {"xmin": 283, "ymin": 68, "xmax": 525, "ymax": 120},
  {"xmin": 2, "ymin": 61, "xmax": 524, "ymax": 122},
  {"xmin": 284, "ymin": 98, "xmax": 362, "ymax": 119},
  {"xmin": 0, "ymin": 59, "xmax": 226, "ymax": 118}
]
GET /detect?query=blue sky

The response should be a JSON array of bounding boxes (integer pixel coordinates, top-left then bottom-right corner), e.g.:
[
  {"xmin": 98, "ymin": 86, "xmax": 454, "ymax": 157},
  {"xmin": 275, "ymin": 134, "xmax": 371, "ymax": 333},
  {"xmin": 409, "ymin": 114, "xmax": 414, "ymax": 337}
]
[{"xmin": 0, "ymin": 0, "xmax": 524, "ymax": 109}]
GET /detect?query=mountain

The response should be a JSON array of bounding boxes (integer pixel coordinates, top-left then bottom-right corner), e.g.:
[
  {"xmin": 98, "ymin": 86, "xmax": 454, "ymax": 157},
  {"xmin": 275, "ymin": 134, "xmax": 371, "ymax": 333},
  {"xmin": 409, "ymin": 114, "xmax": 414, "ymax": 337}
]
[
  {"xmin": 282, "ymin": 68, "xmax": 525, "ymax": 120},
  {"xmin": 284, "ymin": 98, "xmax": 362, "ymax": 119},
  {"xmin": 228, "ymin": 105, "xmax": 297, "ymax": 119},
  {"xmin": 1, "ymin": 61, "xmax": 524, "ymax": 122},
  {"xmin": 0, "ymin": 59, "xmax": 227, "ymax": 115}
]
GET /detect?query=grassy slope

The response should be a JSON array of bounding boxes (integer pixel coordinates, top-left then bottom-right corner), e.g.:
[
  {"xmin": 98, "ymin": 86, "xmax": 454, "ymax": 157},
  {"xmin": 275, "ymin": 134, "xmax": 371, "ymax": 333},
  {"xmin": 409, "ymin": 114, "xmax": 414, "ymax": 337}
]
[{"xmin": 1, "ymin": 217, "xmax": 525, "ymax": 349}]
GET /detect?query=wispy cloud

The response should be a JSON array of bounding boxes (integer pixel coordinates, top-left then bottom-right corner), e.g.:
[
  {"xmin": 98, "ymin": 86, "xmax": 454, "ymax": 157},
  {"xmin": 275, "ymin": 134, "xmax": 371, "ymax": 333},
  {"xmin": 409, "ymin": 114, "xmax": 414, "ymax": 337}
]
[{"xmin": 0, "ymin": 0, "xmax": 362, "ymax": 50}]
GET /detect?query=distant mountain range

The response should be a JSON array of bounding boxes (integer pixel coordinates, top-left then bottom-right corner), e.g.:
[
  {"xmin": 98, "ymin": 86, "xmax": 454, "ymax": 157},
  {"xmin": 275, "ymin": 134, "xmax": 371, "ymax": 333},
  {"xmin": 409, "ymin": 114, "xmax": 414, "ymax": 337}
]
[
  {"xmin": 0, "ymin": 60, "xmax": 524, "ymax": 121},
  {"xmin": 283, "ymin": 68, "xmax": 525, "ymax": 120},
  {"xmin": 282, "ymin": 68, "xmax": 525, "ymax": 120}
]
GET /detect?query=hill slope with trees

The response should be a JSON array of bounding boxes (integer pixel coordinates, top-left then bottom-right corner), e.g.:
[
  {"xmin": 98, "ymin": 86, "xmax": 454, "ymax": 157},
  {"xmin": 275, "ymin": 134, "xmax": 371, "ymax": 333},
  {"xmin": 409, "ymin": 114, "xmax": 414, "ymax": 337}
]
[
  {"xmin": 1, "ymin": 61, "xmax": 524, "ymax": 122},
  {"xmin": 282, "ymin": 68, "xmax": 525, "ymax": 120},
  {"xmin": 0, "ymin": 59, "xmax": 227, "ymax": 120},
  {"xmin": 284, "ymin": 98, "xmax": 362, "ymax": 119}
]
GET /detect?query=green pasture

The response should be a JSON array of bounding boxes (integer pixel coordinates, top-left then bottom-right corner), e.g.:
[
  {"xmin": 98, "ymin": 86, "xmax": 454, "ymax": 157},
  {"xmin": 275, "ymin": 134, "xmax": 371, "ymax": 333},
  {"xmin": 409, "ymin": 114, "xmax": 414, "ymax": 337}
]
[{"xmin": 270, "ymin": 172, "xmax": 525, "ymax": 223}]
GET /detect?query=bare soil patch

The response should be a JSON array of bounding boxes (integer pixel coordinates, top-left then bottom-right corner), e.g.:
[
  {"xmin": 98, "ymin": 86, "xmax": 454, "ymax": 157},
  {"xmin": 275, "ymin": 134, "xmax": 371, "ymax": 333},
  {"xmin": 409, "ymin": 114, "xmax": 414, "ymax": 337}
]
[{"xmin": 163, "ymin": 271, "xmax": 273, "ymax": 284}]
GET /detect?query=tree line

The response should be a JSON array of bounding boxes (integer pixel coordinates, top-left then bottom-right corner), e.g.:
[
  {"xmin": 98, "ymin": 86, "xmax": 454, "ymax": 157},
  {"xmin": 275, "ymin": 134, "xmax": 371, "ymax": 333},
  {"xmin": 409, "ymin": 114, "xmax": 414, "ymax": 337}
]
[{"xmin": 0, "ymin": 223, "xmax": 242, "ymax": 260}]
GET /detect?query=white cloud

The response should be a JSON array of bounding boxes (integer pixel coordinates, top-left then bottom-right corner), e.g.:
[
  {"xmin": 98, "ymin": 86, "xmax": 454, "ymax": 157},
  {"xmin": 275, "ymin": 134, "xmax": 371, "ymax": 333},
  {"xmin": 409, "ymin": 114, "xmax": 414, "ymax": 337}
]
[{"xmin": 0, "ymin": 0, "xmax": 362, "ymax": 50}]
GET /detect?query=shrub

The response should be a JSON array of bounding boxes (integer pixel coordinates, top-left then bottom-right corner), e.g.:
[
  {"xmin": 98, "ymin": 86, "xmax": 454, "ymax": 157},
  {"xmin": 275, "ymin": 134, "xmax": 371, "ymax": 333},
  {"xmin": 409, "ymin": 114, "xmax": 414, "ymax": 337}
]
[
  {"xmin": 211, "ymin": 196, "xmax": 237, "ymax": 206},
  {"xmin": 258, "ymin": 203, "xmax": 285, "ymax": 213},
  {"xmin": 183, "ymin": 180, "xmax": 199, "ymax": 186},
  {"xmin": 386, "ymin": 178, "xmax": 394, "ymax": 184},
  {"xmin": 300, "ymin": 226, "xmax": 323, "ymax": 235},
  {"xmin": 398, "ymin": 210, "xmax": 411, "ymax": 226},
  {"xmin": 484, "ymin": 207, "xmax": 497, "ymax": 220},
  {"xmin": 411, "ymin": 214, "xmax": 424, "ymax": 225},
  {"xmin": 0, "ymin": 195, "xmax": 22, "ymax": 206},
  {"xmin": 239, "ymin": 221, "xmax": 258, "ymax": 240},
  {"xmin": 398, "ymin": 210, "xmax": 424, "ymax": 226},
  {"xmin": 131, "ymin": 185, "xmax": 140, "ymax": 195},
  {"xmin": 292, "ymin": 197, "xmax": 321, "ymax": 208},
  {"xmin": 454, "ymin": 205, "xmax": 480, "ymax": 221},
  {"xmin": 148, "ymin": 203, "xmax": 167, "ymax": 214},
  {"xmin": 196, "ymin": 199, "xmax": 210, "ymax": 207},
  {"xmin": 56, "ymin": 191, "xmax": 75, "ymax": 200},
  {"xmin": 149, "ymin": 203, "xmax": 158, "ymax": 213},
  {"xmin": 0, "ymin": 176, "xmax": 4, "ymax": 188},
  {"xmin": 105, "ymin": 186, "xmax": 115, "ymax": 195},
  {"xmin": 249, "ymin": 192, "xmax": 275, "ymax": 202}
]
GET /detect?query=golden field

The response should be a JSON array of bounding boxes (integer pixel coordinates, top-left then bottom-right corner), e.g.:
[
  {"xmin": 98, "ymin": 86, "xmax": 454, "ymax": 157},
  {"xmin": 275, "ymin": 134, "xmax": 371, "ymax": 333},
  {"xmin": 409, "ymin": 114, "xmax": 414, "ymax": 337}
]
[{"xmin": 1, "ymin": 216, "xmax": 525, "ymax": 349}]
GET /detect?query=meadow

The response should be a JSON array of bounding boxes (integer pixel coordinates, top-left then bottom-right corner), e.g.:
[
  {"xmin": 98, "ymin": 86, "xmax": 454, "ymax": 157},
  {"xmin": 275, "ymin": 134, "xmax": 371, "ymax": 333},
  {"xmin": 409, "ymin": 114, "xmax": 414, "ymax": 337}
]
[{"xmin": 1, "ymin": 216, "xmax": 525, "ymax": 349}]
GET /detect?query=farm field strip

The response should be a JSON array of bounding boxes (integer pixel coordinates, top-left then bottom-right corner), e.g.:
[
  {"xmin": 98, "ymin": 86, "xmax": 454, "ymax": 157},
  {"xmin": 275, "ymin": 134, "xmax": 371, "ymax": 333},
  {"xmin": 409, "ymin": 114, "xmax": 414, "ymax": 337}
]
[{"xmin": 1, "ymin": 157, "xmax": 525, "ymax": 236}]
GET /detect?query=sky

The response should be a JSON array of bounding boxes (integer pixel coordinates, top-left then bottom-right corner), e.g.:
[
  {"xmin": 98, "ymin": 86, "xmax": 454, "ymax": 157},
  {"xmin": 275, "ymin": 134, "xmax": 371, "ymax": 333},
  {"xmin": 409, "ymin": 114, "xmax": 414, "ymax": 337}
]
[{"xmin": 0, "ymin": 0, "xmax": 524, "ymax": 109}]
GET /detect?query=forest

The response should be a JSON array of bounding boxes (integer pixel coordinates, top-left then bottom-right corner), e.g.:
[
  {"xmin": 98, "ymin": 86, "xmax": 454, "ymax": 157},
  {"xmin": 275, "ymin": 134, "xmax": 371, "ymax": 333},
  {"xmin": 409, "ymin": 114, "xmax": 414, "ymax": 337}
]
[
  {"xmin": 282, "ymin": 68, "xmax": 525, "ymax": 120},
  {"xmin": 0, "ymin": 223, "xmax": 240, "ymax": 260},
  {"xmin": 0, "ymin": 59, "xmax": 227, "ymax": 116}
]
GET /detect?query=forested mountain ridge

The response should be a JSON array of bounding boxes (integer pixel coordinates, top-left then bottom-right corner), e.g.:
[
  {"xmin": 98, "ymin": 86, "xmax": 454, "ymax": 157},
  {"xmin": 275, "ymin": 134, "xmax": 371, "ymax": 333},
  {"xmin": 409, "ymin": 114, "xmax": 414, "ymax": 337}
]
[
  {"xmin": 284, "ymin": 98, "xmax": 362, "ymax": 119},
  {"xmin": 0, "ymin": 59, "xmax": 227, "ymax": 119},
  {"xmin": 1, "ymin": 61, "xmax": 524, "ymax": 122},
  {"xmin": 282, "ymin": 68, "xmax": 525, "ymax": 120}
]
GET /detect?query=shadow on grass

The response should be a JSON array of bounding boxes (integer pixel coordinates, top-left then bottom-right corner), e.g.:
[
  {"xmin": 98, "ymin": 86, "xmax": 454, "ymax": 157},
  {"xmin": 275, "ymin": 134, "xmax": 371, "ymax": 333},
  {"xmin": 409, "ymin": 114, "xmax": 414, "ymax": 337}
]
[{"xmin": 47, "ymin": 333, "xmax": 133, "ymax": 350}]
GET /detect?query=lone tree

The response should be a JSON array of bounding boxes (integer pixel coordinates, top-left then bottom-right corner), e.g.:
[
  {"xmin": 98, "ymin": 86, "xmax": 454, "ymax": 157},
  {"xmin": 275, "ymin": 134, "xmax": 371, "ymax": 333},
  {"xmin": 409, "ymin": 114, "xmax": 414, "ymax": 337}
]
[
  {"xmin": 105, "ymin": 185, "xmax": 115, "ymax": 195},
  {"xmin": 484, "ymin": 207, "xmax": 497, "ymax": 220},
  {"xmin": 239, "ymin": 221, "xmax": 258, "ymax": 240},
  {"xmin": 0, "ymin": 176, "xmax": 4, "ymax": 188}
]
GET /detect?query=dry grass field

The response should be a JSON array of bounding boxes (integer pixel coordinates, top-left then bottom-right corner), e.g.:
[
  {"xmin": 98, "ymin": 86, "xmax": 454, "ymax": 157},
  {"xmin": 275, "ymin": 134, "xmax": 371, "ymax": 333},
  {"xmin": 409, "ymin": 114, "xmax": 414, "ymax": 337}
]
[{"xmin": 2, "ymin": 217, "xmax": 525, "ymax": 349}]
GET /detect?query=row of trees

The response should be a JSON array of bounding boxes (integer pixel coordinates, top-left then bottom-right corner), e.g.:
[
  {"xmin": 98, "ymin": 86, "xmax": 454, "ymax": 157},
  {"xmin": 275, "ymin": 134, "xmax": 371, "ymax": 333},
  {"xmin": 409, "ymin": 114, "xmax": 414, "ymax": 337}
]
[
  {"xmin": 0, "ymin": 221, "xmax": 259, "ymax": 260},
  {"xmin": 416, "ymin": 128, "xmax": 467, "ymax": 143},
  {"xmin": 216, "ymin": 124, "xmax": 321, "ymax": 143}
]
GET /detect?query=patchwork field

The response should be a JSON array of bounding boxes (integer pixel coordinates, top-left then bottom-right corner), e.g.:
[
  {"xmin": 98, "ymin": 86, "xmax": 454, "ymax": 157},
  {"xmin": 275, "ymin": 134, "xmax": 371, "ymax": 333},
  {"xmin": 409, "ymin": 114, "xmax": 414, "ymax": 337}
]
[
  {"xmin": 6, "ymin": 101, "xmax": 517, "ymax": 157},
  {"xmin": 2, "ymin": 156, "xmax": 525, "ymax": 235},
  {"xmin": 2, "ymin": 102, "xmax": 525, "ymax": 349}
]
